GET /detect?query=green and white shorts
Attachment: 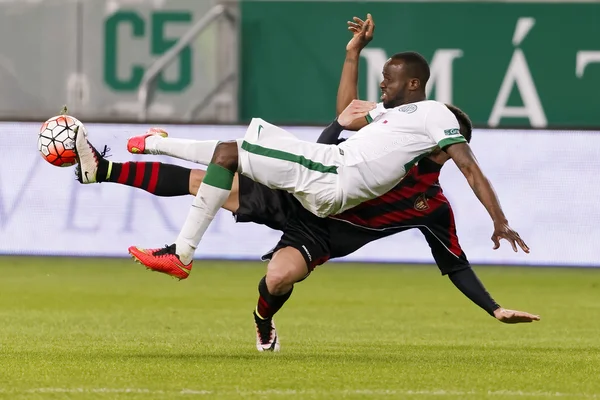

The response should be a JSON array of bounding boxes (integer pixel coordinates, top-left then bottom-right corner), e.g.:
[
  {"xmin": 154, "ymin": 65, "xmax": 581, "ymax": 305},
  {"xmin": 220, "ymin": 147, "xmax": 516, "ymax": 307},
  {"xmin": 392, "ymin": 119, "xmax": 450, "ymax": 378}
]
[{"xmin": 237, "ymin": 118, "xmax": 343, "ymax": 218}]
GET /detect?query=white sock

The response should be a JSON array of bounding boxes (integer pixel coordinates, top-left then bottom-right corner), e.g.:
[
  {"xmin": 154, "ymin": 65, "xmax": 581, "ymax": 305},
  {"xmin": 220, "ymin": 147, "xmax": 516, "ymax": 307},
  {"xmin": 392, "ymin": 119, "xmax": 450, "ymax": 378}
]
[
  {"xmin": 174, "ymin": 164, "xmax": 234, "ymax": 264},
  {"xmin": 146, "ymin": 136, "xmax": 218, "ymax": 166}
]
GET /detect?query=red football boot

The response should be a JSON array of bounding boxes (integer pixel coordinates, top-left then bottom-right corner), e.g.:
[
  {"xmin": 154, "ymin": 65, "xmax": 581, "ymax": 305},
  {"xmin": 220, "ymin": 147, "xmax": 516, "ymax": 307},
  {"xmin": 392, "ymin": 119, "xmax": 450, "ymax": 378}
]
[
  {"xmin": 128, "ymin": 244, "xmax": 192, "ymax": 280},
  {"xmin": 127, "ymin": 128, "xmax": 168, "ymax": 154}
]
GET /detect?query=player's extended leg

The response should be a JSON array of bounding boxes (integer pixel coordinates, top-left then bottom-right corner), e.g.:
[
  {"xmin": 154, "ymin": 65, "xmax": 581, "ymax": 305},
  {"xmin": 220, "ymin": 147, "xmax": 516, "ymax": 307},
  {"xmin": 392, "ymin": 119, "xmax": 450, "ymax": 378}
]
[
  {"xmin": 73, "ymin": 129, "xmax": 240, "ymax": 242},
  {"xmin": 254, "ymin": 247, "xmax": 309, "ymax": 352},
  {"xmin": 420, "ymin": 220, "xmax": 539, "ymax": 323},
  {"xmin": 74, "ymin": 130, "xmax": 192, "ymax": 196},
  {"xmin": 73, "ymin": 128, "xmax": 243, "ymax": 279},
  {"xmin": 75, "ymin": 126, "xmax": 222, "ymax": 197},
  {"xmin": 73, "ymin": 132, "xmax": 240, "ymax": 210},
  {"xmin": 128, "ymin": 118, "xmax": 340, "ymax": 278},
  {"xmin": 127, "ymin": 127, "xmax": 219, "ymax": 166},
  {"xmin": 127, "ymin": 141, "xmax": 240, "ymax": 278}
]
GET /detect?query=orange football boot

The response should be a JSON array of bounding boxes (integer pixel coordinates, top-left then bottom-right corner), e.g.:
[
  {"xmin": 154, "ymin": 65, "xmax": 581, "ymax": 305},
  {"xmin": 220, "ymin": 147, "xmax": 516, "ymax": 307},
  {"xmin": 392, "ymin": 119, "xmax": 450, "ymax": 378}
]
[
  {"xmin": 127, "ymin": 128, "xmax": 168, "ymax": 154},
  {"xmin": 128, "ymin": 244, "xmax": 192, "ymax": 280}
]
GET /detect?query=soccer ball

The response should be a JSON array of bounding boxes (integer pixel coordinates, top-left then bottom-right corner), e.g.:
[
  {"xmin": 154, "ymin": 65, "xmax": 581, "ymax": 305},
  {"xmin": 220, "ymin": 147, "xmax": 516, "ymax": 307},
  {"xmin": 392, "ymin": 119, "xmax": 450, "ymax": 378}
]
[{"xmin": 38, "ymin": 115, "xmax": 86, "ymax": 167}]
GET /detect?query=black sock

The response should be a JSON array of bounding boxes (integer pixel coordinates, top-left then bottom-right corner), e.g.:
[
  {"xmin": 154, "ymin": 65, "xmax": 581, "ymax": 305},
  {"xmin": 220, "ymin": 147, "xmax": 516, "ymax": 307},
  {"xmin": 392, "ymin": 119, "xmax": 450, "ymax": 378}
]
[
  {"xmin": 255, "ymin": 276, "xmax": 293, "ymax": 319},
  {"xmin": 98, "ymin": 160, "xmax": 191, "ymax": 197}
]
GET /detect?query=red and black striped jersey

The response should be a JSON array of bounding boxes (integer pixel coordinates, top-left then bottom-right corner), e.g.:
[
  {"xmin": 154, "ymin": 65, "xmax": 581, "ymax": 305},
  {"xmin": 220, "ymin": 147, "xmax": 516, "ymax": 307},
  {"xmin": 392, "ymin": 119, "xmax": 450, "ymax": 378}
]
[{"xmin": 332, "ymin": 158, "xmax": 451, "ymax": 230}]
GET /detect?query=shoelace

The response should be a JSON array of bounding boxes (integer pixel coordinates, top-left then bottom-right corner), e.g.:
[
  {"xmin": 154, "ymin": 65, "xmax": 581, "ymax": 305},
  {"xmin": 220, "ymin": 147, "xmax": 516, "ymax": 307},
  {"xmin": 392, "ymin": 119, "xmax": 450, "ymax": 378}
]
[
  {"xmin": 153, "ymin": 244, "xmax": 176, "ymax": 257},
  {"xmin": 73, "ymin": 144, "xmax": 111, "ymax": 180},
  {"xmin": 98, "ymin": 145, "xmax": 111, "ymax": 158}
]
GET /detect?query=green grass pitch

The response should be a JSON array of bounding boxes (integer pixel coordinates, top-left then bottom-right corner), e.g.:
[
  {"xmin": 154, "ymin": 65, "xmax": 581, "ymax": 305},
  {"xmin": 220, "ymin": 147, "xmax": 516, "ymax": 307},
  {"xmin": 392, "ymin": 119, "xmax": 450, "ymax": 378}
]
[{"xmin": 0, "ymin": 256, "xmax": 599, "ymax": 399}]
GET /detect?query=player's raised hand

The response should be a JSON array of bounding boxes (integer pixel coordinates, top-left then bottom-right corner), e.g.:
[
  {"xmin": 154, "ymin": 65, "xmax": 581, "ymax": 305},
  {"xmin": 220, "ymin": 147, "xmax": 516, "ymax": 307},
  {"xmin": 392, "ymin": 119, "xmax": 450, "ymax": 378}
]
[
  {"xmin": 491, "ymin": 222, "xmax": 530, "ymax": 253},
  {"xmin": 346, "ymin": 13, "xmax": 375, "ymax": 52},
  {"xmin": 338, "ymin": 99, "xmax": 377, "ymax": 127},
  {"xmin": 494, "ymin": 307, "xmax": 540, "ymax": 324}
]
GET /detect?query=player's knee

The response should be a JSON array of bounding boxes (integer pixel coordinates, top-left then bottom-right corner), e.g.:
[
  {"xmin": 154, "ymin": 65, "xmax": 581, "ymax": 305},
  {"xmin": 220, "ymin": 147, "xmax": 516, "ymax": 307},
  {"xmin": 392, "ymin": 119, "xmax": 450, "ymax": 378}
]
[
  {"xmin": 188, "ymin": 169, "xmax": 204, "ymax": 195},
  {"xmin": 212, "ymin": 141, "xmax": 238, "ymax": 171},
  {"xmin": 266, "ymin": 247, "xmax": 309, "ymax": 294},
  {"xmin": 265, "ymin": 266, "xmax": 298, "ymax": 295}
]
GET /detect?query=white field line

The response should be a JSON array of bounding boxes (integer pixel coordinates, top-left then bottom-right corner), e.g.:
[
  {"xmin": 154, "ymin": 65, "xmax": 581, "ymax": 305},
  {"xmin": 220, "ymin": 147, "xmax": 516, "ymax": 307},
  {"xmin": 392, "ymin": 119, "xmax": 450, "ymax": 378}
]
[{"xmin": 6, "ymin": 388, "xmax": 597, "ymax": 397}]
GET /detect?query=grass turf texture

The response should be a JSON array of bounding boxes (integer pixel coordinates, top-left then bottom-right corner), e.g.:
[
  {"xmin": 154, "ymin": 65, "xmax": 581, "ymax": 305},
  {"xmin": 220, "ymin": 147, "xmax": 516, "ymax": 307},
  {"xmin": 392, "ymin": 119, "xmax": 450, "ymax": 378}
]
[{"xmin": 0, "ymin": 257, "xmax": 599, "ymax": 399}]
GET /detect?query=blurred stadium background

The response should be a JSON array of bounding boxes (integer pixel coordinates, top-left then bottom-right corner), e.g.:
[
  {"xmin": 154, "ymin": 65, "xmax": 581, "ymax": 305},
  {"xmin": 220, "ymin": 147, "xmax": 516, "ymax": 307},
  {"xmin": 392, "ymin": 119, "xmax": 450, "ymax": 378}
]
[{"xmin": 1, "ymin": 1, "xmax": 600, "ymax": 399}]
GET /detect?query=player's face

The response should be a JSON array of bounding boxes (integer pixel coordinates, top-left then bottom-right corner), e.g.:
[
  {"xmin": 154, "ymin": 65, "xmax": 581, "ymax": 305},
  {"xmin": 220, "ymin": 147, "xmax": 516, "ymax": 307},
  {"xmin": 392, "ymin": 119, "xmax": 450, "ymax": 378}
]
[{"xmin": 380, "ymin": 59, "xmax": 410, "ymax": 108}]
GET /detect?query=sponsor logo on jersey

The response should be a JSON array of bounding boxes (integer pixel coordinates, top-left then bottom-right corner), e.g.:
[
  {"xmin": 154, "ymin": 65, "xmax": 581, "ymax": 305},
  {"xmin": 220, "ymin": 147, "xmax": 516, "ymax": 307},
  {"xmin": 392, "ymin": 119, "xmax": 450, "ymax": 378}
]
[
  {"xmin": 414, "ymin": 193, "xmax": 430, "ymax": 211},
  {"xmin": 444, "ymin": 128, "xmax": 461, "ymax": 136},
  {"xmin": 398, "ymin": 104, "xmax": 417, "ymax": 114}
]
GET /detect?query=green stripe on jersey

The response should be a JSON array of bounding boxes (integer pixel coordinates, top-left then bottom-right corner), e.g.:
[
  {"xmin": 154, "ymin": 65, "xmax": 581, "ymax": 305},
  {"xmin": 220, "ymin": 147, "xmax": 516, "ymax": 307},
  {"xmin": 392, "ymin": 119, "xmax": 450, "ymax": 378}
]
[
  {"xmin": 203, "ymin": 163, "xmax": 234, "ymax": 190},
  {"xmin": 438, "ymin": 136, "xmax": 467, "ymax": 150},
  {"xmin": 403, "ymin": 153, "xmax": 429, "ymax": 174},
  {"xmin": 365, "ymin": 114, "xmax": 373, "ymax": 123},
  {"xmin": 241, "ymin": 141, "xmax": 338, "ymax": 174}
]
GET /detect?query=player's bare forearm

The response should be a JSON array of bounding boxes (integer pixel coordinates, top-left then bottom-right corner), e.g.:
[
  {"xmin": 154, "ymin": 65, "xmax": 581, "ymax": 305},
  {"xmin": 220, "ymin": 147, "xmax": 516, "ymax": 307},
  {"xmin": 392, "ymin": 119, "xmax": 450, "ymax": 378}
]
[
  {"xmin": 445, "ymin": 143, "xmax": 507, "ymax": 224},
  {"xmin": 446, "ymin": 143, "xmax": 528, "ymax": 253},
  {"xmin": 337, "ymin": 50, "xmax": 360, "ymax": 114},
  {"xmin": 336, "ymin": 51, "xmax": 368, "ymax": 131},
  {"xmin": 468, "ymin": 170, "xmax": 507, "ymax": 224}
]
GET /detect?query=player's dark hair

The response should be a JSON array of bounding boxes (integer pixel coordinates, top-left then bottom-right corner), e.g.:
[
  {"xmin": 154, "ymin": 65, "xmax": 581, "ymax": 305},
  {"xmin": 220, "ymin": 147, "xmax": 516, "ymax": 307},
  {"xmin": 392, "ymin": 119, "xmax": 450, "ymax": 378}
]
[
  {"xmin": 390, "ymin": 51, "xmax": 430, "ymax": 86},
  {"xmin": 445, "ymin": 104, "xmax": 473, "ymax": 143}
]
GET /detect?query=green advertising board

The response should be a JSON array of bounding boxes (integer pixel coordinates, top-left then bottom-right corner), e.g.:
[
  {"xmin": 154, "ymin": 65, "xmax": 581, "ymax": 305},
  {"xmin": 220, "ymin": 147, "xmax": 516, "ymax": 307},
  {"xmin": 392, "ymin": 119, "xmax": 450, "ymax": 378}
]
[{"xmin": 240, "ymin": 1, "xmax": 600, "ymax": 128}]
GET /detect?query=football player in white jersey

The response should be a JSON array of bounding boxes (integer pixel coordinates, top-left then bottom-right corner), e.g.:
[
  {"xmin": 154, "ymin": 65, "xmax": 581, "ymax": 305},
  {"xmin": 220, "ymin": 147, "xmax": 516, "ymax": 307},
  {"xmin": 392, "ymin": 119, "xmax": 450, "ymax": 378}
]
[{"xmin": 74, "ymin": 39, "xmax": 527, "ymax": 275}]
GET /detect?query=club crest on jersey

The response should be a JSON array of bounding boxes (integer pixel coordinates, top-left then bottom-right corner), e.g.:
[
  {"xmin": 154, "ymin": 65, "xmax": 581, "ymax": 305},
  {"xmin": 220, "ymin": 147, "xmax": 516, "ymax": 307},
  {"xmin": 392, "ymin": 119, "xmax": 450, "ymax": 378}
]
[
  {"xmin": 414, "ymin": 194, "xmax": 429, "ymax": 211},
  {"xmin": 398, "ymin": 104, "xmax": 417, "ymax": 114}
]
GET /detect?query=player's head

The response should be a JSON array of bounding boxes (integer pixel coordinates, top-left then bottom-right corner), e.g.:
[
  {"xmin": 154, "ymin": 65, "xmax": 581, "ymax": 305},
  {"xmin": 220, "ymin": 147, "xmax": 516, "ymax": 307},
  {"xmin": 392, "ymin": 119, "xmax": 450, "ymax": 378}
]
[
  {"xmin": 445, "ymin": 104, "xmax": 473, "ymax": 143},
  {"xmin": 380, "ymin": 51, "xmax": 430, "ymax": 108}
]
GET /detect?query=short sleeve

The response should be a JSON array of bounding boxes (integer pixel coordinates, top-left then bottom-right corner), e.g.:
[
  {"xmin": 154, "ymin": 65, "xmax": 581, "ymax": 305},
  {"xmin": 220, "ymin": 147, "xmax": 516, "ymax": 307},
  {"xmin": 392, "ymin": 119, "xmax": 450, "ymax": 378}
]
[
  {"xmin": 425, "ymin": 102, "xmax": 467, "ymax": 149},
  {"xmin": 365, "ymin": 102, "xmax": 386, "ymax": 123}
]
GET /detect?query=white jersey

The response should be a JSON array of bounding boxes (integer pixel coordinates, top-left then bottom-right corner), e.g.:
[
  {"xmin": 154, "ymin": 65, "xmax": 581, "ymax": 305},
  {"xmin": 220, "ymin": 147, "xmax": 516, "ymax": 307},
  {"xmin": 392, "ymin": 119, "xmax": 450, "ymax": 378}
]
[
  {"xmin": 335, "ymin": 100, "xmax": 466, "ymax": 214},
  {"xmin": 238, "ymin": 100, "xmax": 466, "ymax": 218}
]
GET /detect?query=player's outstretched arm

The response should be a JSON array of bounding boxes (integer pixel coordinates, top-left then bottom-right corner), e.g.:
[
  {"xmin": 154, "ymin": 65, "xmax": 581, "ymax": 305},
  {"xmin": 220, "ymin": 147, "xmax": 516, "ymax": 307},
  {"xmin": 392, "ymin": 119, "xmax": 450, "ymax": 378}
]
[
  {"xmin": 336, "ymin": 14, "xmax": 374, "ymax": 131},
  {"xmin": 447, "ymin": 268, "xmax": 500, "ymax": 316},
  {"xmin": 447, "ymin": 268, "xmax": 540, "ymax": 323},
  {"xmin": 444, "ymin": 142, "xmax": 529, "ymax": 253}
]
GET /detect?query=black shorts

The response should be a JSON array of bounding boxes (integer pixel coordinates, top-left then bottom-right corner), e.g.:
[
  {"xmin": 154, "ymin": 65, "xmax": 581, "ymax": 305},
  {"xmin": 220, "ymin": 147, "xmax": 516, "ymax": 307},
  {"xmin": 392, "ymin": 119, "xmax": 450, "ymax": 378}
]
[
  {"xmin": 234, "ymin": 176, "xmax": 469, "ymax": 275},
  {"xmin": 234, "ymin": 175, "xmax": 331, "ymax": 271}
]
